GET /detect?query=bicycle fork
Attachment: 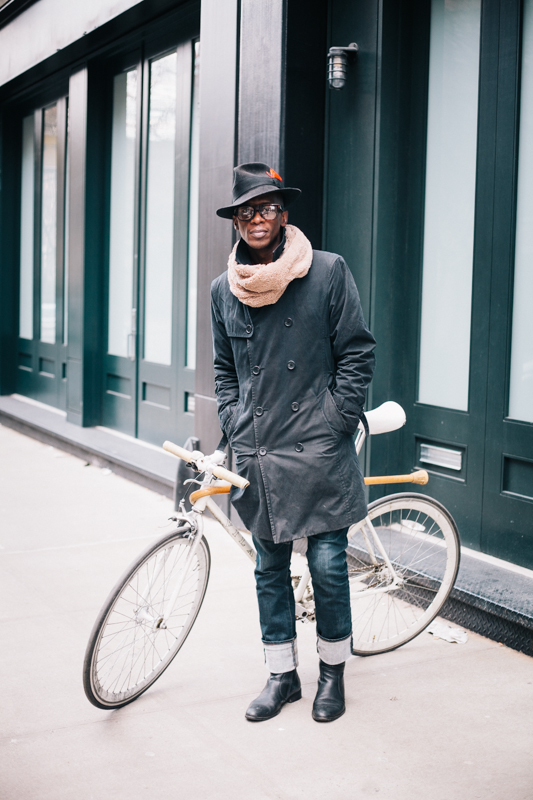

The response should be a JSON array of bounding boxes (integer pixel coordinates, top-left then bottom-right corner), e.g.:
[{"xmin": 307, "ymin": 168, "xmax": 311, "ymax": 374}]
[
  {"xmin": 157, "ymin": 517, "xmax": 206, "ymax": 628},
  {"xmin": 134, "ymin": 518, "xmax": 205, "ymax": 630}
]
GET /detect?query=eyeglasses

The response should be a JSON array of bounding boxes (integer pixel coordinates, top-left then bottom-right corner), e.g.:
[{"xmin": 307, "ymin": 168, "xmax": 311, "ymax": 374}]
[{"xmin": 234, "ymin": 203, "xmax": 284, "ymax": 221}]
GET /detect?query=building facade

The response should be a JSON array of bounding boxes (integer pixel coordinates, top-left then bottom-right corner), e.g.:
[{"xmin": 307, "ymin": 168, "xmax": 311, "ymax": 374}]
[{"xmin": 1, "ymin": 0, "xmax": 532, "ymax": 568}]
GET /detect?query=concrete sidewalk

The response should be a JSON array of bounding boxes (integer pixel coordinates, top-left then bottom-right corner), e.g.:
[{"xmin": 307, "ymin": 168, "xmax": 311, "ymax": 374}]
[{"xmin": 0, "ymin": 423, "xmax": 532, "ymax": 800}]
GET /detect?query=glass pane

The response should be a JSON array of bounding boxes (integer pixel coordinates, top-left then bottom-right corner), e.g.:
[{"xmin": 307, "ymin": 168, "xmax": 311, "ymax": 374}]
[
  {"xmin": 144, "ymin": 52, "xmax": 177, "ymax": 365},
  {"xmin": 186, "ymin": 41, "xmax": 200, "ymax": 369},
  {"xmin": 417, "ymin": 0, "xmax": 481, "ymax": 411},
  {"xmin": 40, "ymin": 104, "xmax": 58, "ymax": 344},
  {"xmin": 509, "ymin": 0, "xmax": 533, "ymax": 423},
  {"xmin": 19, "ymin": 114, "xmax": 34, "ymax": 340},
  {"xmin": 108, "ymin": 70, "xmax": 138, "ymax": 357},
  {"xmin": 64, "ymin": 101, "xmax": 70, "ymax": 345}
]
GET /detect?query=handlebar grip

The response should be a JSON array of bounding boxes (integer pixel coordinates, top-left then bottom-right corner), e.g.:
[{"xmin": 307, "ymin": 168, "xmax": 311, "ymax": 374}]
[
  {"xmin": 364, "ymin": 469, "xmax": 429, "ymax": 486},
  {"xmin": 212, "ymin": 465, "xmax": 249, "ymax": 490},
  {"xmin": 163, "ymin": 440, "xmax": 249, "ymax": 490},
  {"xmin": 163, "ymin": 441, "xmax": 197, "ymax": 461},
  {"xmin": 410, "ymin": 469, "xmax": 429, "ymax": 485}
]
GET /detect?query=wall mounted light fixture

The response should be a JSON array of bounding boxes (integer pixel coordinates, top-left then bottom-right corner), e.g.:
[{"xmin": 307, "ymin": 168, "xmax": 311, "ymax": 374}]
[{"xmin": 327, "ymin": 43, "xmax": 358, "ymax": 90}]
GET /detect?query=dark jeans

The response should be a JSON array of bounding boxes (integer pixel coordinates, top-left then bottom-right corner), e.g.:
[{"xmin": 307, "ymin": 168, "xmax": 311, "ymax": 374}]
[{"xmin": 252, "ymin": 527, "xmax": 352, "ymax": 645}]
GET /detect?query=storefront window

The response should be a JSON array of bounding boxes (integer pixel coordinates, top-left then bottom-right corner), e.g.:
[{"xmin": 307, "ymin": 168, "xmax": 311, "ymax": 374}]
[
  {"xmin": 417, "ymin": 0, "xmax": 481, "ymax": 411},
  {"xmin": 19, "ymin": 114, "xmax": 34, "ymax": 340},
  {"xmin": 63, "ymin": 103, "xmax": 69, "ymax": 345},
  {"xmin": 40, "ymin": 104, "xmax": 58, "ymax": 344},
  {"xmin": 102, "ymin": 38, "xmax": 199, "ymax": 443},
  {"xmin": 186, "ymin": 40, "xmax": 200, "ymax": 369},
  {"xmin": 17, "ymin": 96, "xmax": 68, "ymax": 407},
  {"xmin": 143, "ymin": 51, "xmax": 177, "ymax": 365},
  {"xmin": 108, "ymin": 69, "xmax": 138, "ymax": 358},
  {"xmin": 509, "ymin": 0, "xmax": 533, "ymax": 423}
]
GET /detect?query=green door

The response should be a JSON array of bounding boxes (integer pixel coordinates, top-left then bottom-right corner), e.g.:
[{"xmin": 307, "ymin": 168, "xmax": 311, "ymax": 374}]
[
  {"xmin": 398, "ymin": 0, "xmax": 486, "ymax": 552},
  {"xmin": 324, "ymin": 0, "xmax": 533, "ymax": 567},
  {"xmin": 17, "ymin": 98, "xmax": 69, "ymax": 410},
  {"xmin": 480, "ymin": 0, "xmax": 533, "ymax": 566},
  {"xmin": 102, "ymin": 38, "xmax": 200, "ymax": 447},
  {"xmin": 404, "ymin": 0, "xmax": 533, "ymax": 568}
]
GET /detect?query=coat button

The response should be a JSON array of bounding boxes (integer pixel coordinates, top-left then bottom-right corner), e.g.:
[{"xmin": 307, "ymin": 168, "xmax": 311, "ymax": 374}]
[
  {"xmin": 295, "ymin": 442, "xmax": 304, "ymax": 452},
  {"xmin": 284, "ymin": 318, "xmax": 293, "ymax": 327},
  {"xmin": 245, "ymin": 324, "xmax": 252, "ymax": 334},
  {"xmin": 252, "ymin": 365, "xmax": 261, "ymax": 375},
  {"xmin": 291, "ymin": 402, "xmax": 299, "ymax": 412},
  {"xmin": 255, "ymin": 407, "xmax": 264, "ymax": 416},
  {"xmin": 259, "ymin": 447, "xmax": 267, "ymax": 456},
  {"xmin": 287, "ymin": 360, "xmax": 295, "ymax": 370}
]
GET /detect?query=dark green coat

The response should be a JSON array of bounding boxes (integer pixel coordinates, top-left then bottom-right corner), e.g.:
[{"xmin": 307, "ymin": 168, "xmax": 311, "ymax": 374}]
[{"xmin": 211, "ymin": 250, "xmax": 376, "ymax": 543}]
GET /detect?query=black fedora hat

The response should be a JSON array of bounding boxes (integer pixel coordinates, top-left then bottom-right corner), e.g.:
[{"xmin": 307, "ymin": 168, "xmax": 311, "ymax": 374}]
[{"xmin": 216, "ymin": 162, "xmax": 301, "ymax": 219}]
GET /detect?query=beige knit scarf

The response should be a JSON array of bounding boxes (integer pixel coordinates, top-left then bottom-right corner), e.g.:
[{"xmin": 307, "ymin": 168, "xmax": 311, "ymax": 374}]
[{"xmin": 227, "ymin": 224, "xmax": 313, "ymax": 307}]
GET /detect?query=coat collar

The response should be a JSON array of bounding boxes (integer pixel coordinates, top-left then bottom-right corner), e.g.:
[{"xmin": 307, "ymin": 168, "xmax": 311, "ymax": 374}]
[{"xmin": 235, "ymin": 228, "xmax": 287, "ymax": 265}]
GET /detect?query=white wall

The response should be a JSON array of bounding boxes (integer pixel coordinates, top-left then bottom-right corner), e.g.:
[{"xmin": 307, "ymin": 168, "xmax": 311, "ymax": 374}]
[{"xmin": 0, "ymin": 0, "xmax": 143, "ymax": 86}]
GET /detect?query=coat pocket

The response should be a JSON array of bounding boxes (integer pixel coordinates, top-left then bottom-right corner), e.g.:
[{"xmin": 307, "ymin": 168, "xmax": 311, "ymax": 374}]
[{"xmin": 322, "ymin": 388, "xmax": 349, "ymax": 435}]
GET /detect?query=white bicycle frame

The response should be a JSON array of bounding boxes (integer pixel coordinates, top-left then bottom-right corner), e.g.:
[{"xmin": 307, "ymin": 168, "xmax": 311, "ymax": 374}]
[{"xmin": 159, "ymin": 403, "xmax": 412, "ymax": 627}]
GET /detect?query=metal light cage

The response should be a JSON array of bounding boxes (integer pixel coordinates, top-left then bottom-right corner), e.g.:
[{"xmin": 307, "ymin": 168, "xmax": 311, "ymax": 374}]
[{"xmin": 327, "ymin": 43, "xmax": 358, "ymax": 90}]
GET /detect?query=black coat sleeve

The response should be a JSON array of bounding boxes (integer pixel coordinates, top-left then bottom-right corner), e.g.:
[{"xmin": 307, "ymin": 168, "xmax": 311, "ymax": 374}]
[
  {"xmin": 211, "ymin": 282, "xmax": 240, "ymax": 435},
  {"xmin": 328, "ymin": 257, "xmax": 376, "ymax": 434}
]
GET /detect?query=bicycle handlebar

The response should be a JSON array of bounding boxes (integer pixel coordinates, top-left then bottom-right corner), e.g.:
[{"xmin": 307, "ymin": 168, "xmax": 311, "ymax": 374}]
[
  {"xmin": 163, "ymin": 441, "xmax": 250, "ymax": 490},
  {"xmin": 164, "ymin": 442, "xmax": 428, "ymax": 492}
]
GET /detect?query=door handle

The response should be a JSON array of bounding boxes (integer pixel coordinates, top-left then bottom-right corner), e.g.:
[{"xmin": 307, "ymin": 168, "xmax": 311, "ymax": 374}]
[
  {"xmin": 127, "ymin": 333, "xmax": 136, "ymax": 361},
  {"xmin": 128, "ymin": 308, "xmax": 137, "ymax": 361}
]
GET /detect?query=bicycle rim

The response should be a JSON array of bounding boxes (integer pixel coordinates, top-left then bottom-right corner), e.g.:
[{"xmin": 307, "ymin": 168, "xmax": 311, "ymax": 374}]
[
  {"xmin": 348, "ymin": 493, "xmax": 460, "ymax": 655},
  {"xmin": 83, "ymin": 527, "xmax": 210, "ymax": 709}
]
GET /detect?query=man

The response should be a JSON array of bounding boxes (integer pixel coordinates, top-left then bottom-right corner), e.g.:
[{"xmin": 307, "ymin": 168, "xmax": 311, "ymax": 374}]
[{"xmin": 211, "ymin": 163, "xmax": 376, "ymax": 723}]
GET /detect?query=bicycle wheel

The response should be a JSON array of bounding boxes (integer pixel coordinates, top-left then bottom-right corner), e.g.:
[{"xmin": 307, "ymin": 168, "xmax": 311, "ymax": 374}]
[
  {"xmin": 347, "ymin": 493, "xmax": 460, "ymax": 656},
  {"xmin": 83, "ymin": 526, "xmax": 210, "ymax": 709}
]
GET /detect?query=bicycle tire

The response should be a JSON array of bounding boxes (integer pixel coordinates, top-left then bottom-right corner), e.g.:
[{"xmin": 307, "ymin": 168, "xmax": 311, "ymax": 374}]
[
  {"xmin": 83, "ymin": 526, "xmax": 210, "ymax": 709},
  {"xmin": 347, "ymin": 493, "xmax": 460, "ymax": 656}
]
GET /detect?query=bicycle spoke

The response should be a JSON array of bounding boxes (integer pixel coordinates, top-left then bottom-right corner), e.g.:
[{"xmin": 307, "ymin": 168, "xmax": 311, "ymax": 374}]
[{"xmin": 350, "ymin": 496, "xmax": 459, "ymax": 655}]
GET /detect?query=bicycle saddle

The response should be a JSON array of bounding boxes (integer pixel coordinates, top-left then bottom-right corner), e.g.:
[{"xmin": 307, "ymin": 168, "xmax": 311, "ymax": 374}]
[{"xmin": 359, "ymin": 401, "xmax": 406, "ymax": 436}]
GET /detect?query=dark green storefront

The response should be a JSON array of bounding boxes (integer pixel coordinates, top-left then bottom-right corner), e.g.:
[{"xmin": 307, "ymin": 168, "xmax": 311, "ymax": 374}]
[{"xmin": 1, "ymin": 0, "xmax": 532, "ymax": 568}]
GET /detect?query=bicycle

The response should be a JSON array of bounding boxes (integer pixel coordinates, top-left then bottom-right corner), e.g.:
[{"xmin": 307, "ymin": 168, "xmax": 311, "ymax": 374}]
[{"xmin": 83, "ymin": 401, "xmax": 461, "ymax": 710}]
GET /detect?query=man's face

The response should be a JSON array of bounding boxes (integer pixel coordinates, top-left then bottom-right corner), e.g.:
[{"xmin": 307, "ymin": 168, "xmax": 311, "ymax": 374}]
[{"xmin": 233, "ymin": 193, "xmax": 289, "ymax": 255}]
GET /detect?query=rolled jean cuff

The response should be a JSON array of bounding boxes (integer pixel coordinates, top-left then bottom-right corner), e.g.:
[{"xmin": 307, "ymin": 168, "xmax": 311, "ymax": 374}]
[
  {"xmin": 317, "ymin": 634, "xmax": 352, "ymax": 665},
  {"xmin": 263, "ymin": 638, "xmax": 298, "ymax": 673}
]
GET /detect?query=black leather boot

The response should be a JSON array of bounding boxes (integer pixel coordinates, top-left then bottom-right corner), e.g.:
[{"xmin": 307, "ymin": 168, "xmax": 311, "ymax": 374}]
[
  {"xmin": 312, "ymin": 660, "xmax": 346, "ymax": 722},
  {"xmin": 245, "ymin": 670, "xmax": 302, "ymax": 722}
]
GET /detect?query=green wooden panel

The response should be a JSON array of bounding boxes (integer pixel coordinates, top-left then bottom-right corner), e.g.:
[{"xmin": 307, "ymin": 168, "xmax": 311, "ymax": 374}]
[
  {"xmin": 481, "ymin": 0, "xmax": 533, "ymax": 568},
  {"xmin": 284, "ymin": 0, "xmax": 328, "ymax": 250},
  {"xmin": 323, "ymin": 0, "xmax": 380, "ymax": 322},
  {"xmin": 406, "ymin": 0, "xmax": 488, "ymax": 551},
  {"xmin": 194, "ymin": 0, "xmax": 239, "ymax": 456},
  {"xmin": 0, "ymin": 110, "xmax": 20, "ymax": 396},
  {"xmin": 366, "ymin": 0, "xmax": 430, "ymax": 488}
]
